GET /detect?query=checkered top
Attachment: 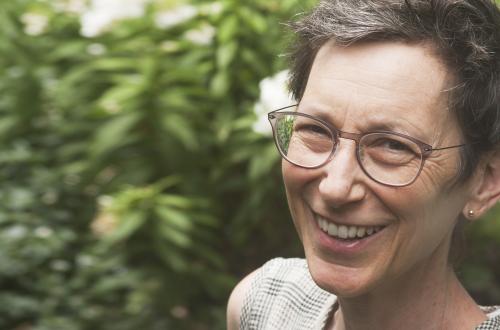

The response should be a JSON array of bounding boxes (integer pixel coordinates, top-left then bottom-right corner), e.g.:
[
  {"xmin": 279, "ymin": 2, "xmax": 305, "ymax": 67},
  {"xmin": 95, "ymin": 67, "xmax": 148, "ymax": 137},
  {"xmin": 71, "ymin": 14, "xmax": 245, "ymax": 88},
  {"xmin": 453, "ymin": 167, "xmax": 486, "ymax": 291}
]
[{"xmin": 240, "ymin": 258, "xmax": 500, "ymax": 329}]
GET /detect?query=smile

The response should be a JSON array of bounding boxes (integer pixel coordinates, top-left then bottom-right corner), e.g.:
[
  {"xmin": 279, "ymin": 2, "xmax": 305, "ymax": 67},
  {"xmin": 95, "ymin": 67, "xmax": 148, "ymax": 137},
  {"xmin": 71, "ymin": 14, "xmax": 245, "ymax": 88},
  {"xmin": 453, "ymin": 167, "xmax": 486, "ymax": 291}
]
[{"xmin": 315, "ymin": 215, "xmax": 385, "ymax": 240}]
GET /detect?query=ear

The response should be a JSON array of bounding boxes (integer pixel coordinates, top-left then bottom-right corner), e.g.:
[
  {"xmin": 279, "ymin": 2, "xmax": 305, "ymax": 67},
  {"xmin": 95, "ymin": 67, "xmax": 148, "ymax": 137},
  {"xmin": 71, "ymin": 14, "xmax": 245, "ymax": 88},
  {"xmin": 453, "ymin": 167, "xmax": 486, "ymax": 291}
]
[{"xmin": 463, "ymin": 151, "xmax": 500, "ymax": 220}]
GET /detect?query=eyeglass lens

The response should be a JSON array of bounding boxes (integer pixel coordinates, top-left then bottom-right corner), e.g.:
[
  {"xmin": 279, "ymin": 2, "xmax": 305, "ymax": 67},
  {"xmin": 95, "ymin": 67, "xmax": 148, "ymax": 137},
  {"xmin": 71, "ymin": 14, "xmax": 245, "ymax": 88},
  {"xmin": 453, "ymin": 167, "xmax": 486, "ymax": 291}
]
[{"xmin": 272, "ymin": 113, "xmax": 424, "ymax": 186}]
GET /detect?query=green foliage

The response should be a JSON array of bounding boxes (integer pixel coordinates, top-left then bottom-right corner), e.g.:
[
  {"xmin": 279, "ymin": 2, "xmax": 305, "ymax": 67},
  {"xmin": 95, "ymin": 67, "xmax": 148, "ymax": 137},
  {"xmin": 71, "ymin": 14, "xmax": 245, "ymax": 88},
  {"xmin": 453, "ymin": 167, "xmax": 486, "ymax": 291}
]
[
  {"xmin": 0, "ymin": 0, "xmax": 314, "ymax": 328},
  {"xmin": 275, "ymin": 113, "xmax": 295, "ymax": 153},
  {"xmin": 1, "ymin": 0, "xmax": 499, "ymax": 329},
  {"xmin": 460, "ymin": 204, "xmax": 500, "ymax": 305}
]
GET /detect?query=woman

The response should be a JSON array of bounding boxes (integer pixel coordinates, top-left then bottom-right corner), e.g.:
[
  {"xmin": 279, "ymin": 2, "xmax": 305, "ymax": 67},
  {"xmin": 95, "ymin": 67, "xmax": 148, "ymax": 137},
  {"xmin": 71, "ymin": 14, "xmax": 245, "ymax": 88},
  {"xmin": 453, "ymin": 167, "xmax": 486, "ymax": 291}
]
[{"xmin": 227, "ymin": 0, "xmax": 500, "ymax": 329}]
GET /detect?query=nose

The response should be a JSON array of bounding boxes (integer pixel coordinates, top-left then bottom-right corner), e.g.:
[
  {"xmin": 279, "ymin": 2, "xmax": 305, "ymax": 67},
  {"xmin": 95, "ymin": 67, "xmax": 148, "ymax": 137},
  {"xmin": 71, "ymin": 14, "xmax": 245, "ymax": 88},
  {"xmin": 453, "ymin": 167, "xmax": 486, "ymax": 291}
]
[{"xmin": 317, "ymin": 140, "xmax": 367, "ymax": 208}]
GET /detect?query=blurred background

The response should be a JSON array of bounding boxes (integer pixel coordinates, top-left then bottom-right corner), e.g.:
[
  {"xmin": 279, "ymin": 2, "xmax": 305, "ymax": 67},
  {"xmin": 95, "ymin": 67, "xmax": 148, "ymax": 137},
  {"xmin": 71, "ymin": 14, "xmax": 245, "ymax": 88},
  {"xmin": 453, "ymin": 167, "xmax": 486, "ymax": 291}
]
[{"xmin": 0, "ymin": 0, "xmax": 499, "ymax": 329}]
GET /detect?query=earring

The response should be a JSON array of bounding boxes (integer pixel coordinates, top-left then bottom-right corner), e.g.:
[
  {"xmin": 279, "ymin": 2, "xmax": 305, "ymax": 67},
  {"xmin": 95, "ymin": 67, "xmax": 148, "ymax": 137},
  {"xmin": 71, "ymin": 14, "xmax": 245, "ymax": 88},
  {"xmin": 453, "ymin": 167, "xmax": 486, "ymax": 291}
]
[{"xmin": 467, "ymin": 210, "xmax": 475, "ymax": 218}]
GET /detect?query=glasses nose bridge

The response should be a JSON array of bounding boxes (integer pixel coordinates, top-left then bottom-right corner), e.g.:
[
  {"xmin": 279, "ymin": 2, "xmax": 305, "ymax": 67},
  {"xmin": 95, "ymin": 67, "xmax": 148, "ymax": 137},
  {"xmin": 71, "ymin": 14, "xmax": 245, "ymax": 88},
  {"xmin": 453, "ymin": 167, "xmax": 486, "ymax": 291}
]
[
  {"xmin": 337, "ymin": 130, "xmax": 363, "ymax": 146},
  {"xmin": 328, "ymin": 130, "xmax": 363, "ymax": 167}
]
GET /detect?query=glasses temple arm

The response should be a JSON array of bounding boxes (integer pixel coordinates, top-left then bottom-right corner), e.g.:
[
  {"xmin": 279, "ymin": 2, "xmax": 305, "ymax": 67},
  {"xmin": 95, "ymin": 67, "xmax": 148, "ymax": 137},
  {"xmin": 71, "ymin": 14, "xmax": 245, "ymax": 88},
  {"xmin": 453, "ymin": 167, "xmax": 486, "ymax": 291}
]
[{"xmin": 430, "ymin": 143, "xmax": 467, "ymax": 151}]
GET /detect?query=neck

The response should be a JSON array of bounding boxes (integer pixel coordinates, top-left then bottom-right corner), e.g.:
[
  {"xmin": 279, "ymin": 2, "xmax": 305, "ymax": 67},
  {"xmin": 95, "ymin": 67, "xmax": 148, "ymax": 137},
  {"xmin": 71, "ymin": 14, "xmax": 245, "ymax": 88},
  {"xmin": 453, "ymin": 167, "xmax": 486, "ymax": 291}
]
[{"xmin": 329, "ymin": 262, "xmax": 486, "ymax": 330}]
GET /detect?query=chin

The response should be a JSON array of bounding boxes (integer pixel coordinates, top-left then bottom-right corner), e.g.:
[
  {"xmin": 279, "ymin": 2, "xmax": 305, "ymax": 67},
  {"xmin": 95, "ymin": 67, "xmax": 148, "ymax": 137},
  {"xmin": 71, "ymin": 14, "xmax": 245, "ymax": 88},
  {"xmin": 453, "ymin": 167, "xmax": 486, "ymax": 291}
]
[{"xmin": 305, "ymin": 252, "xmax": 379, "ymax": 298}]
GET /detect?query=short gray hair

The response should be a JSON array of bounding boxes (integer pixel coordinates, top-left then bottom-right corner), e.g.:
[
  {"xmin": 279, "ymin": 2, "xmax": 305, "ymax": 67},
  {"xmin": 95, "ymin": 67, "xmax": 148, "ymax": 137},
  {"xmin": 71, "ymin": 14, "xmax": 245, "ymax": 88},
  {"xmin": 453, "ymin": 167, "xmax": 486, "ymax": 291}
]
[{"xmin": 288, "ymin": 0, "xmax": 500, "ymax": 182}]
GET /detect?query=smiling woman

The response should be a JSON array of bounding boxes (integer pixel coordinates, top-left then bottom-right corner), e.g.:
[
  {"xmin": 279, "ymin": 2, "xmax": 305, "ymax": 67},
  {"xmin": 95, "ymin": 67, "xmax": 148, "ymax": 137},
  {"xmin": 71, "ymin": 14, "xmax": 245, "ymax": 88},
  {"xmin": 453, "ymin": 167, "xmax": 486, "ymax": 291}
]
[{"xmin": 227, "ymin": 1, "xmax": 500, "ymax": 329}]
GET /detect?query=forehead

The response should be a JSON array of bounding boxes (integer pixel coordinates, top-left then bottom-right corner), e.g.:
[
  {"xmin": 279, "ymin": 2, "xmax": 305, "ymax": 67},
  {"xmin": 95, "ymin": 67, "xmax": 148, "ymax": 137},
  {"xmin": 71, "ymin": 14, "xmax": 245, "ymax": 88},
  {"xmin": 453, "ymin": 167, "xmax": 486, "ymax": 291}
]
[{"xmin": 301, "ymin": 41, "xmax": 457, "ymax": 141}]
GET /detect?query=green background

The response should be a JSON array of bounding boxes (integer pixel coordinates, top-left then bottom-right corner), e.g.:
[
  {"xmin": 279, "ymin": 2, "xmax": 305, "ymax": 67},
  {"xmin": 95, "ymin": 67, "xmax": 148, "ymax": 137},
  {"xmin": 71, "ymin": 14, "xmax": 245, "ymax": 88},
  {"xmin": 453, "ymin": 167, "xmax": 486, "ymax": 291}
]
[{"xmin": 0, "ymin": 0, "xmax": 499, "ymax": 329}]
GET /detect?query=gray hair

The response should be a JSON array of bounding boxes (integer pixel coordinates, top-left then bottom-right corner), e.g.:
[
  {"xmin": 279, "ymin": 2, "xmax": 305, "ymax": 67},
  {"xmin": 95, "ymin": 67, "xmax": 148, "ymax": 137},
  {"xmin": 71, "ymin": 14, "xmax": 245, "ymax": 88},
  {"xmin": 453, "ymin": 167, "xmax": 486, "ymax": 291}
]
[{"xmin": 288, "ymin": 0, "xmax": 500, "ymax": 182}]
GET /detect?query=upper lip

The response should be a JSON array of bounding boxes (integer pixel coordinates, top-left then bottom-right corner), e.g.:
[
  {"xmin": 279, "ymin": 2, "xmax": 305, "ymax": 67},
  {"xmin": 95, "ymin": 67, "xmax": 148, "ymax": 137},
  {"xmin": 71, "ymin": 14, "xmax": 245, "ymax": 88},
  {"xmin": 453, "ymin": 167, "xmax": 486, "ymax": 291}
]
[{"xmin": 313, "ymin": 212, "xmax": 387, "ymax": 228}]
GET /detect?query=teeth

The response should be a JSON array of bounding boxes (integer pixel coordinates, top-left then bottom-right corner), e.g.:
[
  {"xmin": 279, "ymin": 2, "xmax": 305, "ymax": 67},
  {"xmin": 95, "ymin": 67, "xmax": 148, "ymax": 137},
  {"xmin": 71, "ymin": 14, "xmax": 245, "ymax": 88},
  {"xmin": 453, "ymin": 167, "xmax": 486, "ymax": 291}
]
[
  {"xmin": 348, "ymin": 226, "xmax": 357, "ymax": 238},
  {"xmin": 319, "ymin": 219, "xmax": 325, "ymax": 231},
  {"xmin": 316, "ymin": 216, "xmax": 384, "ymax": 240},
  {"xmin": 338, "ymin": 226, "xmax": 348, "ymax": 239},
  {"xmin": 327, "ymin": 222, "xmax": 337, "ymax": 236}
]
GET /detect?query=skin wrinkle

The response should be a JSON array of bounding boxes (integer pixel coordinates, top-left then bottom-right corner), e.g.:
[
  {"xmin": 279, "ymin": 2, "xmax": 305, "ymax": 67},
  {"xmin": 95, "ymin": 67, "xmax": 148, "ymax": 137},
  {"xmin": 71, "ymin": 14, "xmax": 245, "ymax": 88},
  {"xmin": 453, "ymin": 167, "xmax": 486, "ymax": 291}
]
[
  {"xmin": 300, "ymin": 96, "xmax": 435, "ymax": 142},
  {"xmin": 289, "ymin": 0, "xmax": 500, "ymax": 183},
  {"xmin": 282, "ymin": 41, "xmax": 487, "ymax": 329},
  {"xmin": 312, "ymin": 41, "xmax": 450, "ymax": 128},
  {"xmin": 302, "ymin": 41, "xmax": 464, "ymax": 148},
  {"xmin": 227, "ymin": 2, "xmax": 500, "ymax": 329}
]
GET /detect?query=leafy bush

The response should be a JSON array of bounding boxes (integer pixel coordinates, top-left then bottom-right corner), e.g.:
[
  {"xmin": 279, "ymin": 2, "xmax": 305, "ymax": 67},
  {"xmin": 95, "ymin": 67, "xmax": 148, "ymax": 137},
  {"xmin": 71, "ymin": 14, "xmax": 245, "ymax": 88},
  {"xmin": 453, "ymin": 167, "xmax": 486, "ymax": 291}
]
[
  {"xmin": 0, "ymin": 0, "xmax": 314, "ymax": 328},
  {"xmin": 0, "ymin": 0, "xmax": 499, "ymax": 329}
]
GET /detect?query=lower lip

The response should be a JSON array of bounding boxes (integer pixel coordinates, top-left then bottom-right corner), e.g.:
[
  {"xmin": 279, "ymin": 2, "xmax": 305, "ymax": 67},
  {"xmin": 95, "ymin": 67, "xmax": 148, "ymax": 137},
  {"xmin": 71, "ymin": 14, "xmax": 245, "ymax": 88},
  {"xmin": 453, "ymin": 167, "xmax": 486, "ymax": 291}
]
[{"xmin": 314, "ymin": 217, "xmax": 386, "ymax": 256}]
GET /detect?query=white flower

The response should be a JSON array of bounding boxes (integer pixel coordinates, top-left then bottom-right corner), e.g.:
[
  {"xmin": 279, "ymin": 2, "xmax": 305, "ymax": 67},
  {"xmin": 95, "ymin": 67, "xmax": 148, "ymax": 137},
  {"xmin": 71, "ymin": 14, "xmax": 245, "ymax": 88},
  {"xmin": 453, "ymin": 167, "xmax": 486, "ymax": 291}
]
[
  {"xmin": 52, "ymin": 0, "xmax": 87, "ymax": 14},
  {"xmin": 253, "ymin": 70, "xmax": 294, "ymax": 136},
  {"xmin": 4, "ymin": 225, "xmax": 28, "ymax": 239},
  {"xmin": 154, "ymin": 4, "xmax": 198, "ymax": 29},
  {"xmin": 184, "ymin": 23, "xmax": 215, "ymax": 45},
  {"xmin": 21, "ymin": 13, "xmax": 49, "ymax": 36},
  {"xmin": 199, "ymin": 2, "xmax": 223, "ymax": 16},
  {"xmin": 80, "ymin": 0, "xmax": 148, "ymax": 37},
  {"xmin": 97, "ymin": 195, "xmax": 114, "ymax": 208}
]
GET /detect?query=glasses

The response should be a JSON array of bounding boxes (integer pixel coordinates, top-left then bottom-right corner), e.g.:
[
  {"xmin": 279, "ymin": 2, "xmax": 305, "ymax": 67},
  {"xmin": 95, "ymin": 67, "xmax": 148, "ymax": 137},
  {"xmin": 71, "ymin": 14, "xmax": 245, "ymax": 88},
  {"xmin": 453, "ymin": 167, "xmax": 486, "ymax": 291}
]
[{"xmin": 268, "ymin": 104, "xmax": 465, "ymax": 187}]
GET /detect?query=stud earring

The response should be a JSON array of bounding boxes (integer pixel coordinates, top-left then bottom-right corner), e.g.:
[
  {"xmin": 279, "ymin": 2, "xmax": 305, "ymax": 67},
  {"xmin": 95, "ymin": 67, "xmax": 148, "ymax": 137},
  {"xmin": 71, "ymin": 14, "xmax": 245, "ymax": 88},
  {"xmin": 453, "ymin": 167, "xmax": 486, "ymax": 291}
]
[{"xmin": 467, "ymin": 210, "xmax": 475, "ymax": 218}]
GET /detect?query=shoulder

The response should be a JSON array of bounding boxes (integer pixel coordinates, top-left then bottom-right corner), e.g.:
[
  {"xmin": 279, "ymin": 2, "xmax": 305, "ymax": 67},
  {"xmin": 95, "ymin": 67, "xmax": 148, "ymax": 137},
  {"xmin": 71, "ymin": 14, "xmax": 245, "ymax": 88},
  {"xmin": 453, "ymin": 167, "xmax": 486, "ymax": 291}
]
[
  {"xmin": 477, "ymin": 305, "xmax": 500, "ymax": 330},
  {"xmin": 226, "ymin": 258, "xmax": 307, "ymax": 329},
  {"xmin": 227, "ymin": 268, "xmax": 259, "ymax": 330},
  {"xmin": 227, "ymin": 258, "xmax": 335, "ymax": 330}
]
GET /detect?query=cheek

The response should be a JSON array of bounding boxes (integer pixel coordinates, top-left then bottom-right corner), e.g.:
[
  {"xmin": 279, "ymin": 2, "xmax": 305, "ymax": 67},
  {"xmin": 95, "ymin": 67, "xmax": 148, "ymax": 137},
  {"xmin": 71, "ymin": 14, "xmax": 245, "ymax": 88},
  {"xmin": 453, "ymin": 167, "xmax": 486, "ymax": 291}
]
[
  {"xmin": 282, "ymin": 161, "xmax": 317, "ymax": 240},
  {"xmin": 282, "ymin": 161, "xmax": 304, "ymax": 213},
  {"xmin": 282, "ymin": 161, "xmax": 320, "ymax": 209},
  {"xmin": 282, "ymin": 161, "xmax": 313, "ymax": 190},
  {"xmin": 383, "ymin": 155, "xmax": 463, "ymax": 220},
  {"xmin": 376, "ymin": 178, "xmax": 464, "ymax": 272},
  {"xmin": 419, "ymin": 153, "xmax": 462, "ymax": 190}
]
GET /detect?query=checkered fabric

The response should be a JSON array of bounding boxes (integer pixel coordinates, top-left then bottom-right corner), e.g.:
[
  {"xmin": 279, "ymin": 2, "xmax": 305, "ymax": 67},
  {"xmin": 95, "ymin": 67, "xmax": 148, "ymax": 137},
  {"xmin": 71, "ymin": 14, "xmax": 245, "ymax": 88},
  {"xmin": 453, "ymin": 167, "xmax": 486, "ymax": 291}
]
[
  {"xmin": 478, "ymin": 306, "xmax": 500, "ymax": 330},
  {"xmin": 239, "ymin": 258, "xmax": 500, "ymax": 330},
  {"xmin": 240, "ymin": 258, "xmax": 335, "ymax": 329}
]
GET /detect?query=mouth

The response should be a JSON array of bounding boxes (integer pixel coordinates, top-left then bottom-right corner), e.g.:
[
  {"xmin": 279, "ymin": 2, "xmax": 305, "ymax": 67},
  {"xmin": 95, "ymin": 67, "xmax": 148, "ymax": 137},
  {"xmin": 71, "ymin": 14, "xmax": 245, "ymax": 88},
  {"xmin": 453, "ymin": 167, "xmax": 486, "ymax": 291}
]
[{"xmin": 315, "ymin": 214, "xmax": 386, "ymax": 241}]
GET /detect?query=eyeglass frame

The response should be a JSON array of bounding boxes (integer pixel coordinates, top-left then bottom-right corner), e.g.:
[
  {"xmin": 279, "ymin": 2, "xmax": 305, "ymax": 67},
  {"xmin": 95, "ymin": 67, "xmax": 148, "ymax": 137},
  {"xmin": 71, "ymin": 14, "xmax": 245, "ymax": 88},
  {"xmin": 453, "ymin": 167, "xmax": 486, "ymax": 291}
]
[{"xmin": 267, "ymin": 104, "xmax": 466, "ymax": 187}]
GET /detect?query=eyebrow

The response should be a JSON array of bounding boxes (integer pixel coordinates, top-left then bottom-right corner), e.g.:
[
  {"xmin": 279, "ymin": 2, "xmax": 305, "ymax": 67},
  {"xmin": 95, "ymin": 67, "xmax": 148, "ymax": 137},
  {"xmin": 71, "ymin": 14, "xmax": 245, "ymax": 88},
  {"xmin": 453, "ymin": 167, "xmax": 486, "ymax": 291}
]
[{"xmin": 298, "ymin": 104, "xmax": 430, "ymax": 143}]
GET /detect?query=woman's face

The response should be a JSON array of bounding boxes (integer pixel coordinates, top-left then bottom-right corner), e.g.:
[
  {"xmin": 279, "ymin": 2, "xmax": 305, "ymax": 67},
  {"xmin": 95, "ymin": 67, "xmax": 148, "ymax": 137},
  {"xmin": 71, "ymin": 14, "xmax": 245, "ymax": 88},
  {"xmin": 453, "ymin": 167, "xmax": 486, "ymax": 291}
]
[{"xmin": 283, "ymin": 41, "xmax": 474, "ymax": 297}]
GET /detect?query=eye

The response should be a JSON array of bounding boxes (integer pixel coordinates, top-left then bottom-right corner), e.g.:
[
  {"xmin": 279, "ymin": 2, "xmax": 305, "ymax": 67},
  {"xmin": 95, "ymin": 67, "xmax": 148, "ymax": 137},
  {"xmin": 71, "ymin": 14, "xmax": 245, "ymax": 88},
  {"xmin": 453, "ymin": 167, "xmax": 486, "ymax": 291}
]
[
  {"xmin": 295, "ymin": 123, "xmax": 329, "ymax": 136},
  {"xmin": 381, "ymin": 139, "xmax": 412, "ymax": 152},
  {"xmin": 365, "ymin": 136, "xmax": 414, "ymax": 153},
  {"xmin": 360, "ymin": 133, "xmax": 422, "ymax": 167}
]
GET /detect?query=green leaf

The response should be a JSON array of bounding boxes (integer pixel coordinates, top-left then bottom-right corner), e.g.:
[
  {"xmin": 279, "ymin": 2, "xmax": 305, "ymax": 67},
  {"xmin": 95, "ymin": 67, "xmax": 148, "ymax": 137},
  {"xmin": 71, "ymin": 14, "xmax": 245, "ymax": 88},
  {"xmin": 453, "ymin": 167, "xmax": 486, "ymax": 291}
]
[
  {"xmin": 192, "ymin": 243, "xmax": 225, "ymax": 269},
  {"xmin": 90, "ymin": 112, "xmax": 141, "ymax": 158},
  {"xmin": 248, "ymin": 142, "xmax": 280, "ymax": 180},
  {"xmin": 210, "ymin": 71, "xmax": 230, "ymax": 97},
  {"xmin": 92, "ymin": 58, "xmax": 138, "ymax": 72},
  {"xmin": 239, "ymin": 7, "xmax": 267, "ymax": 33},
  {"xmin": 155, "ymin": 206, "xmax": 192, "ymax": 232},
  {"xmin": 156, "ymin": 220, "xmax": 191, "ymax": 248},
  {"xmin": 160, "ymin": 89, "xmax": 194, "ymax": 110},
  {"xmin": 48, "ymin": 41, "xmax": 88, "ymax": 61},
  {"xmin": 216, "ymin": 41, "xmax": 238, "ymax": 69},
  {"xmin": 97, "ymin": 83, "xmax": 142, "ymax": 111},
  {"xmin": 192, "ymin": 213, "xmax": 219, "ymax": 228},
  {"xmin": 106, "ymin": 211, "xmax": 146, "ymax": 244},
  {"xmin": 161, "ymin": 113, "xmax": 199, "ymax": 151},
  {"xmin": 154, "ymin": 239, "xmax": 189, "ymax": 272},
  {"xmin": 217, "ymin": 15, "xmax": 239, "ymax": 43},
  {"xmin": 0, "ymin": 117, "xmax": 17, "ymax": 138},
  {"xmin": 156, "ymin": 194, "xmax": 197, "ymax": 209}
]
